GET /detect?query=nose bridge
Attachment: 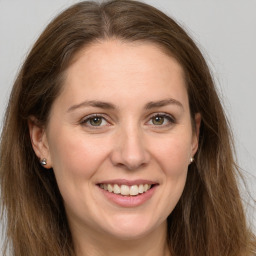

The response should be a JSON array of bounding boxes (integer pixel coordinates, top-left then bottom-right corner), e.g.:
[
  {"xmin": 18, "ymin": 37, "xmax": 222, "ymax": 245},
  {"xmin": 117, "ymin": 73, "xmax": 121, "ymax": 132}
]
[{"xmin": 111, "ymin": 122, "xmax": 150, "ymax": 170}]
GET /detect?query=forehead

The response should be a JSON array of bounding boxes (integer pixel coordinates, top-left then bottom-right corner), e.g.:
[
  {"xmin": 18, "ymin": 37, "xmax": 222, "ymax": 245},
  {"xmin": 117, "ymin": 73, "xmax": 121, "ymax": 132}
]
[
  {"xmin": 55, "ymin": 39, "xmax": 188, "ymax": 110},
  {"xmin": 69, "ymin": 39, "xmax": 184, "ymax": 76}
]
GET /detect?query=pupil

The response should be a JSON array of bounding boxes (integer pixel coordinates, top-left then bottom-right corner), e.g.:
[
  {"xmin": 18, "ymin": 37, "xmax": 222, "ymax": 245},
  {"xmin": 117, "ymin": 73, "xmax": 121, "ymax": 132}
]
[
  {"xmin": 90, "ymin": 117, "xmax": 102, "ymax": 126},
  {"xmin": 153, "ymin": 116, "xmax": 164, "ymax": 125}
]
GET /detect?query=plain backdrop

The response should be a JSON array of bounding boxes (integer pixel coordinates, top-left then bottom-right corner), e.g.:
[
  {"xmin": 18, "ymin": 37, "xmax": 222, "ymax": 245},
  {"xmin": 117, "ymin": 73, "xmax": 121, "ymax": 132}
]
[{"xmin": 0, "ymin": 0, "xmax": 255, "ymax": 251}]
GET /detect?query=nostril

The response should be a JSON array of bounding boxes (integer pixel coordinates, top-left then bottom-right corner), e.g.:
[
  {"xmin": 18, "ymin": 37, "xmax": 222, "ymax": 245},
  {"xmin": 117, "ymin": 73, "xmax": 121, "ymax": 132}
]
[{"xmin": 113, "ymin": 161, "xmax": 147, "ymax": 171}]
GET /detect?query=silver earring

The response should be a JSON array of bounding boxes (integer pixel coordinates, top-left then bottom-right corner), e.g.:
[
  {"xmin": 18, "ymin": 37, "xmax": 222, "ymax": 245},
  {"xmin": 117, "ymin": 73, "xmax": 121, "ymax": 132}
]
[
  {"xmin": 40, "ymin": 158, "xmax": 47, "ymax": 166},
  {"xmin": 190, "ymin": 157, "xmax": 194, "ymax": 164}
]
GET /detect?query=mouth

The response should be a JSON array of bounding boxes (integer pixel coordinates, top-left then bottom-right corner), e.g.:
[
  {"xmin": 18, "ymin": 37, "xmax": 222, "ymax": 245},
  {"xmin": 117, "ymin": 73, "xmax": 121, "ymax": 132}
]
[
  {"xmin": 98, "ymin": 183, "xmax": 154, "ymax": 196},
  {"xmin": 96, "ymin": 180, "xmax": 158, "ymax": 207}
]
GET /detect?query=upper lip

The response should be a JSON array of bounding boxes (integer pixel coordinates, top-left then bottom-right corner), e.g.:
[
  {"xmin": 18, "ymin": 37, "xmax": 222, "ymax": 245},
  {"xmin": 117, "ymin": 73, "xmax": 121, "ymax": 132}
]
[{"xmin": 97, "ymin": 179, "xmax": 158, "ymax": 186}]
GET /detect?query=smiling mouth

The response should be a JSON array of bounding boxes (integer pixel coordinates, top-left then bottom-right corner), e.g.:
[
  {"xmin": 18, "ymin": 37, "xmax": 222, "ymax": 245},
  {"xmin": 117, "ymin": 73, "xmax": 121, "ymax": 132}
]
[{"xmin": 98, "ymin": 183, "xmax": 154, "ymax": 196}]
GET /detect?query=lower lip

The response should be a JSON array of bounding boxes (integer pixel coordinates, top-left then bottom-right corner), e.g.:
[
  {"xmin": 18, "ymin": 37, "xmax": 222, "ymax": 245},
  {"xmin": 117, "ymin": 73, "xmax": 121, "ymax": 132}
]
[{"xmin": 98, "ymin": 185, "xmax": 157, "ymax": 207}]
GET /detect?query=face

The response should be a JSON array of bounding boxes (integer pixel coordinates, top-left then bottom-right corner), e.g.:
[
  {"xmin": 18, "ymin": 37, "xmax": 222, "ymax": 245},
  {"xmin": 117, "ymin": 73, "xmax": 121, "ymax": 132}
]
[{"xmin": 31, "ymin": 40, "xmax": 200, "ymax": 241}]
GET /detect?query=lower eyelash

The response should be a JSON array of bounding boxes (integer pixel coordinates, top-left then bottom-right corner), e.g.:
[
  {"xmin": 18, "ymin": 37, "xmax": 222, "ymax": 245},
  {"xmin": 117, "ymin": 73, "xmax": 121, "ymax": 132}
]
[
  {"xmin": 151, "ymin": 114, "xmax": 175, "ymax": 124},
  {"xmin": 80, "ymin": 114, "xmax": 107, "ymax": 126}
]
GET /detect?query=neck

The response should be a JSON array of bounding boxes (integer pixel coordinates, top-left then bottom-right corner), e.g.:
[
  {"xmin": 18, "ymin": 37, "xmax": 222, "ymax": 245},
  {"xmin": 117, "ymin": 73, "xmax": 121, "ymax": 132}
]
[{"xmin": 72, "ymin": 221, "xmax": 171, "ymax": 256}]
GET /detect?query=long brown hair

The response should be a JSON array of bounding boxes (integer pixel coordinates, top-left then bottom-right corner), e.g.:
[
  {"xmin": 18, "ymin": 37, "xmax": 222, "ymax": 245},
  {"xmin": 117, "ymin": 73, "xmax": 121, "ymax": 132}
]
[{"xmin": 0, "ymin": 1, "xmax": 255, "ymax": 255}]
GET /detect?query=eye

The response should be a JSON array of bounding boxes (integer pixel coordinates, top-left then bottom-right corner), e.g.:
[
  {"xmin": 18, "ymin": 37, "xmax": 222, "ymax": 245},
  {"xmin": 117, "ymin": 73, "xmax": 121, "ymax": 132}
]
[
  {"xmin": 147, "ymin": 113, "xmax": 175, "ymax": 126},
  {"xmin": 81, "ymin": 114, "xmax": 109, "ymax": 127}
]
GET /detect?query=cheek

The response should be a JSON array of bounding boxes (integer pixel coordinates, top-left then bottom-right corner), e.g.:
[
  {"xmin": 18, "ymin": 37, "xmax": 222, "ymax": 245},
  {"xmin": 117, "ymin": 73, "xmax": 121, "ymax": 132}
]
[
  {"xmin": 48, "ymin": 129, "xmax": 110, "ymax": 179},
  {"xmin": 151, "ymin": 134, "xmax": 191, "ymax": 175},
  {"xmin": 47, "ymin": 130, "xmax": 111, "ymax": 214},
  {"xmin": 146, "ymin": 135, "xmax": 190, "ymax": 221}
]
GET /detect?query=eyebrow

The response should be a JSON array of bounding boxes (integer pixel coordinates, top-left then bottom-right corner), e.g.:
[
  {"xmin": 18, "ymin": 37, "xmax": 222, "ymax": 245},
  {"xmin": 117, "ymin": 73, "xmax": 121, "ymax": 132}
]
[
  {"xmin": 67, "ymin": 100, "xmax": 116, "ymax": 112},
  {"xmin": 145, "ymin": 98, "xmax": 183, "ymax": 110},
  {"xmin": 67, "ymin": 98, "xmax": 183, "ymax": 112}
]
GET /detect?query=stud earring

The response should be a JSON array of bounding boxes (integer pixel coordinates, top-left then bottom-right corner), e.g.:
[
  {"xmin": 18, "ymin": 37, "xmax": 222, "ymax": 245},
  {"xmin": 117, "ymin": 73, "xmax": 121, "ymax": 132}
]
[
  {"xmin": 40, "ymin": 158, "xmax": 47, "ymax": 166},
  {"xmin": 190, "ymin": 157, "xmax": 194, "ymax": 164}
]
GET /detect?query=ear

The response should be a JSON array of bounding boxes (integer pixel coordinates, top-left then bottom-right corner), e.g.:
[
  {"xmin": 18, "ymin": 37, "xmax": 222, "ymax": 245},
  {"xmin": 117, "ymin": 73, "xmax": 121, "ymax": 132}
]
[
  {"xmin": 28, "ymin": 117, "xmax": 52, "ymax": 169},
  {"xmin": 191, "ymin": 113, "xmax": 201, "ymax": 156}
]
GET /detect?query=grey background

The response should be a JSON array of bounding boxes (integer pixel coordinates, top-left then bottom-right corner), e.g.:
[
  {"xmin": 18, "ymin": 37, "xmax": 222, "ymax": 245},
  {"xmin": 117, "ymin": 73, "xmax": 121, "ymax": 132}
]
[{"xmin": 0, "ymin": 0, "xmax": 255, "ymax": 252}]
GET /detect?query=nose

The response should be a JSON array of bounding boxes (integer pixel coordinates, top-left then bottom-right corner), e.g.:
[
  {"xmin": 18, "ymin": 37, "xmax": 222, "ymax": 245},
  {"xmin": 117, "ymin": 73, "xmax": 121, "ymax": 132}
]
[{"xmin": 110, "ymin": 126, "xmax": 150, "ymax": 170}]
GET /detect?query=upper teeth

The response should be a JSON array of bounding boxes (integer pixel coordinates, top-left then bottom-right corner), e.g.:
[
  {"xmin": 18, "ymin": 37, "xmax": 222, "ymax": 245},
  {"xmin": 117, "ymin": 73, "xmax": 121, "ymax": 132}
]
[{"xmin": 99, "ymin": 184, "xmax": 152, "ymax": 196}]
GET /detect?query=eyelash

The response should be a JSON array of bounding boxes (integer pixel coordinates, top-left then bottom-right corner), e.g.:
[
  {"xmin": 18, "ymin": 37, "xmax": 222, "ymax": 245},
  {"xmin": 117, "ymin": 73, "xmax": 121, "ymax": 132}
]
[
  {"xmin": 80, "ymin": 114, "xmax": 110, "ymax": 128},
  {"xmin": 146, "ymin": 113, "xmax": 176, "ymax": 127},
  {"xmin": 80, "ymin": 113, "xmax": 175, "ymax": 128}
]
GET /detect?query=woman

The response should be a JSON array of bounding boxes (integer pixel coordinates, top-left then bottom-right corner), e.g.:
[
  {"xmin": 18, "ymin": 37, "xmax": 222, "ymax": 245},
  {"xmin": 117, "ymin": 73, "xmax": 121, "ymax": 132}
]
[{"xmin": 0, "ymin": 0, "xmax": 255, "ymax": 255}]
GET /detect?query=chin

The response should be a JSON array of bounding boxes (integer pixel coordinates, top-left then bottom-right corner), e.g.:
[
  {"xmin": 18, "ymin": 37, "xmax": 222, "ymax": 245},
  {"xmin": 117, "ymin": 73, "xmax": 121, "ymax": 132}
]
[{"xmin": 101, "ymin": 213, "xmax": 163, "ymax": 240}]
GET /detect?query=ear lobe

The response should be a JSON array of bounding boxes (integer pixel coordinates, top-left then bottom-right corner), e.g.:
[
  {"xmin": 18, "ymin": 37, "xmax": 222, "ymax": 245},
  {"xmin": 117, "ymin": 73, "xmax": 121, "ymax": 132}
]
[
  {"xmin": 28, "ymin": 117, "xmax": 52, "ymax": 168},
  {"xmin": 191, "ymin": 113, "xmax": 201, "ymax": 155}
]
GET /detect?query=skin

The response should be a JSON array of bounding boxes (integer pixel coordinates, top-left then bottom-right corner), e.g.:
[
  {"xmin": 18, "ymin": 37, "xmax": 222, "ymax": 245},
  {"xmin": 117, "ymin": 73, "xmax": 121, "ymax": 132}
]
[{"xmin": 29, "ymin": 40, "xmax": 200, "ymax": 256}]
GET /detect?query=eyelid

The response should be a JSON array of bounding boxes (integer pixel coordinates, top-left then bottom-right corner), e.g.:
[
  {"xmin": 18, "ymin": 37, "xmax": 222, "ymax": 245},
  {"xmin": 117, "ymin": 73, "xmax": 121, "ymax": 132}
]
[
  {"xmin": 146, "ymin": 112, "xmax": 176, "ymax": 126},
  {"xmin": 80, "ymin": 113, "xmax": 112, "ymax": 128},
  {"xmin": 78, "ymin": 112, "xmax": 176, "ymax": 129}
]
